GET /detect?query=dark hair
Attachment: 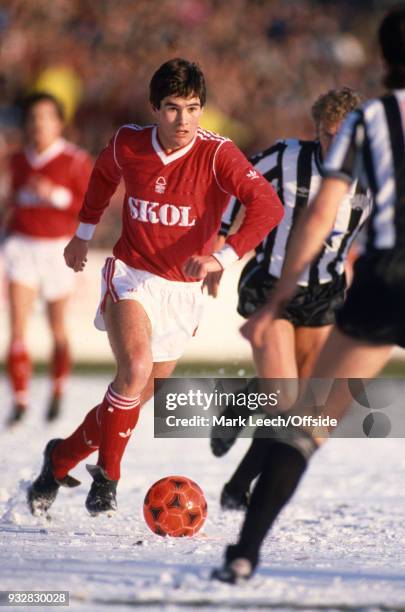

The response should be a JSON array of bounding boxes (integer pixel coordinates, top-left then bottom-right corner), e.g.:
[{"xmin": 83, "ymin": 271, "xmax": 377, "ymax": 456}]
[
  {"xmin": 149, "ymin": 58, "xmax": 206, "ymax": 109},
  {"xmin": 379, "ymin": 5, "xmax": 405, "ymax": 89},
  {"xmin": 22, "ymin": 92, "xmax": 65, "ymax": 123}
]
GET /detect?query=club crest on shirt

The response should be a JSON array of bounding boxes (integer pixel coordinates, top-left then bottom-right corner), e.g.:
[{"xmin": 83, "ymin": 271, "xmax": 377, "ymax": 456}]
[{"xmin": 155, "ymin": 176, "xmax": 167, "ymax": 194}]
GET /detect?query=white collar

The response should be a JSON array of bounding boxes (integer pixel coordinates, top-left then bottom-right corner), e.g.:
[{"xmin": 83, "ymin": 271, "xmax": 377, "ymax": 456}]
[
  {"xmin": 151, "ymin": 126, "xmax": 196, "ymax": 165},
  {"xmin": 25, "ymin": 138, "xmax": 67, "ymax": 168}
]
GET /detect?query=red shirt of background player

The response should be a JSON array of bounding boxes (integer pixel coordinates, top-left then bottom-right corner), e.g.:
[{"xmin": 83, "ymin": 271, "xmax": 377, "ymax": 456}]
[
  {"xmin": 8, "ymin": 138, "xmax": 92, "ymax": 239},
  {"xmin": 78, "ymin": 124, "xmax": 283, "ymax": 281}
]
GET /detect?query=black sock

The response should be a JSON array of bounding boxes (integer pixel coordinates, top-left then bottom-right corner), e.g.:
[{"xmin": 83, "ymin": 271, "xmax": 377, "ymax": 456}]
[
  {"xmin": 218, "ymin": 378, "xmax": 260, "ymax": 420},
  {"xmin": 228, "ymin": 442, "xmax": 308, "ymax": 567},
  {"xmin": 226, "ymin": 433, "xmax": 270, "ymax": 497}
]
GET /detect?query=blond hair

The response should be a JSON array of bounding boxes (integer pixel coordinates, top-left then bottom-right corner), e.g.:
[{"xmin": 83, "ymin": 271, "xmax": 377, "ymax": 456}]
[{"xmin": 311, "ymin": 87, "xmax": 362, "ymax": 128}]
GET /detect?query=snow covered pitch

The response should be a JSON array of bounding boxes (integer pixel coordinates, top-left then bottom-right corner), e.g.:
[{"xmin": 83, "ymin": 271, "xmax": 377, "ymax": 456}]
[{"xmin": 1, "ymin": 374, "xmax": 405, "ymax": 611}]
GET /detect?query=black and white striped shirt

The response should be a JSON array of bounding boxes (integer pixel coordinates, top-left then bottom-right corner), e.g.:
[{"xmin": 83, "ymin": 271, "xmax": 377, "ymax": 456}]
[
  {"xmin": 220, "ymin": 139, "xmax": 372, "ymax": 286},
  {"xmin": 324, "ymin": 91, "xmax": 405, "ymax": 252}
]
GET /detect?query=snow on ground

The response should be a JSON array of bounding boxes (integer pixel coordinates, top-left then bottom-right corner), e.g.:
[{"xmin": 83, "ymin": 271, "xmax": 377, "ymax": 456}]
[{"xmin": 1, "ymin": 374, "xmax": 405, "ymax": 612}]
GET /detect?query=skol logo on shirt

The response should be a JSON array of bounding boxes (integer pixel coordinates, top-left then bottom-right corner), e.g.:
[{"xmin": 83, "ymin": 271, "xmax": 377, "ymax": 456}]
[{"xmin": 128, "ymin": 197, "xmax": 196, "ymax": 227}]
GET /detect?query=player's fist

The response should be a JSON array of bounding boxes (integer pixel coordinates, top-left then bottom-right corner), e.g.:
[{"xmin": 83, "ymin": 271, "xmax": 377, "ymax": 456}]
[
  {"xmin": 183, "ymin": 255, "xmax": 222, "ymax": 279},
  {"xmin": 64, "ymin": 235, "xmax": 88, "ymax": 272}
]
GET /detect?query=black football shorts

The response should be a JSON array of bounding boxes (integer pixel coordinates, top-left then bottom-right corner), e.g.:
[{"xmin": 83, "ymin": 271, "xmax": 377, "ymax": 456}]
[
  {"xmin": 237, "ymin": 258, "xmax": 345, "ymax": 327},
  {"xmin": 336, "ymin": 249, "xmax": 405, "ymax": 347}
]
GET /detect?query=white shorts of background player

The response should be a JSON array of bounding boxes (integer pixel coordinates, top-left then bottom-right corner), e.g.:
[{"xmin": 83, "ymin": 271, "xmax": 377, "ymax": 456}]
[{"xmin": 3, "ymin": 233, "xmax": 75, "ymax": 301}]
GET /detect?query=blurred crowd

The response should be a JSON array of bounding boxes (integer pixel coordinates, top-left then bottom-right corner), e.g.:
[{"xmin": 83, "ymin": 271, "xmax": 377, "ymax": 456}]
[{"xmin": 0, "ymin": 0, "xmax": 395, "ymax": 245}]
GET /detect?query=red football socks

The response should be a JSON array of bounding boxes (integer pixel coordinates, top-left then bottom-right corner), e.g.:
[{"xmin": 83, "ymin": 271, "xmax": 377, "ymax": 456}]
[
  {"xmin": 7, "ymin": 340, "xmax": 32, "ymax": 406},
  {"xmin": 52, "ymin": 404, "xmax": 101, "ymax": 481},
  {"xmin": 97, "ymin": 385, "xmax": 140, "ymax": 480},
  {"xmin": 52, "ymin": 384, "xmax": 140, "ymax": 482},
  {"xmin": 51, "ymin": 342, "xmax": 71, "ymax": 397}
]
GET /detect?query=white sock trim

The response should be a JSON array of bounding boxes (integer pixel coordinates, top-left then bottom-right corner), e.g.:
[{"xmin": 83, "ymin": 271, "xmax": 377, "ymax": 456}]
[{"xmin": 105, "ymin": 384, "xmax": 140, "ymax": 410}]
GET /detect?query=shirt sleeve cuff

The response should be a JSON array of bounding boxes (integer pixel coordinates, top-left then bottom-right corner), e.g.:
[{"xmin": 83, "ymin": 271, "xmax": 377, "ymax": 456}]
[
  {"xmin": 50, "ymin": 187, "xmax": 72, "ymax": 209},
  {"xmin": 212, "ymin": 244, "xmax": 239, "ymax": 269},
  {"xmin": 76, "ymin": 222, "xmax": 96, "ymax": 241}
]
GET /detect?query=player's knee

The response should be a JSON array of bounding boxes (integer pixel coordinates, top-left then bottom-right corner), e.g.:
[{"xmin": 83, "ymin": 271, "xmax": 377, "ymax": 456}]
[
  {"xmin": 118, "ymin": 353, "xmax": 152, "ymax": 389},
  {"xmin": 264, "ymin": 381, "xmax": 299, "ymax": 414},
  {"xmin": 249, "ymin": 327, "xmax": 270, "ymax": 352}
]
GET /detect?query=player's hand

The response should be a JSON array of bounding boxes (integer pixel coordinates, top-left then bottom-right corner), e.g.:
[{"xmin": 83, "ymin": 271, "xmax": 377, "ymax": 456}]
[
  {"xmin": 64, "ymin": 235, "xmax": 89, "ymax": 272},
  {"xmin": 183, "ymin": 255, "xmax": 222, "ymax": 279},
  {"xmin": 203, "ymin": 270, "xmax": 223, "ymax": 297}
]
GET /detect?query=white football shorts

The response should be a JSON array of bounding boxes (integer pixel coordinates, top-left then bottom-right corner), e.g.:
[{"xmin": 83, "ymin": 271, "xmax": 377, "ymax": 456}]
[
  {"xmin": 95, "ymin": 257, "xmax": 205, "ymax": 362},
  {"xmin": 3, "ymin": 233, "xmax": 74, "ymax": 301}
]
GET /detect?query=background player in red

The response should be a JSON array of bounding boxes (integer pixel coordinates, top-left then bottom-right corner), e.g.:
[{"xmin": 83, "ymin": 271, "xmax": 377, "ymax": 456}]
[
  {"xmin": 27, "ymin": 58, "xmax": 283, "ymax": 517},
  {"xmin": 1, "ymin": 93, "xmax": 93, "ymax": 425}
]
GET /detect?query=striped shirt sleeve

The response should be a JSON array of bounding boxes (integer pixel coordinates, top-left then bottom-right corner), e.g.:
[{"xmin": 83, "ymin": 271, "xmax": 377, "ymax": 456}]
[{"xmin": 323, "ymin": 109, "xmax": 365, "ymax": 183}]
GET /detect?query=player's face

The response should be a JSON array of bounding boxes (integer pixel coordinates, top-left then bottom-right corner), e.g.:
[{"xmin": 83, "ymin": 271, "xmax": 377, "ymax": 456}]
[
  {"xmin": 25, "ymin": 101, "xmax": 64, "ymax": 152},
  {"xmin": 318, "ymin": 120, "xmax": 341, "ymax": 158},
  {"xmin": 154, "ymin": 95, "xmax": 203, "ymax": 151}
]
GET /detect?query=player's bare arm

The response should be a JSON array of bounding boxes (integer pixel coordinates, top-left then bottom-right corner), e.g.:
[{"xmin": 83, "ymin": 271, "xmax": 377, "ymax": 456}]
[
  {"xmin": 64, "ymin": 235, "xmax": 89, "ymax": 272},
  {"xmin": 240, "ymin": 177, "xmax": 349, "ymax": 347}
]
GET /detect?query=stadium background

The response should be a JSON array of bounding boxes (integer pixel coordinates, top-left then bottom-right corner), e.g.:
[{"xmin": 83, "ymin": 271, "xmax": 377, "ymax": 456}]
[{"xmin": 0, "ymin": 0, "xmax": 402, "ymax": 370}]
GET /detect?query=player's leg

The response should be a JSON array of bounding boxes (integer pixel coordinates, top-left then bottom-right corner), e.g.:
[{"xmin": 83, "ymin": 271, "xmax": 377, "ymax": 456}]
[
  {"xmin": 6, "ymin": 281, "xmax": 36, "ymax": 424},
  {"xmin": 28, "ymin": 261, "xmax": 202, "ymax": 516},
  {"xmin": 62, "ymin": 298, "xmax": 152, "ymax": 514},
  {"xmin": 313, "ymin": 327, "xmax": 392, "ymax": 378},
  {"xmin": 219, "ymin": 320, "xmax": 299, "ymax": 508},
  {"xmin": 303, "ymin": 327, "xmax": 393, "ymax": 428},
  {"xmin": 140, "ymin": 360, "xmax": 178, "ymax": 405},
  {"xmin": 28, "ymin": 298, "xmax": 152, "ymax": 516},
  {"xmin": 214, "ymin": 330, "xmax": 393, "ymax": 582},
  {"xmin": 295, "ymin": 325, "xmax": 332, "ymax": 378},
  {"xmin": 251, "ymin": 318, "xmax": 300, "ymax": 410},
  {"xmin": 220, "ymin": 433, "xmax": 270, "ymax": 510},
  {"xmin": 218, "ymin": 330, "xmax": 334, "ymax": 546},
  {"xmin": 223, "ymin": 325, "xmax": 333, "ymax": 508},
  {"xmin": 211, "ymin": 318, "xmax": 299, "ymax": 461},
  {"xmin": 45, "ymin": 296, "xmax": 71, "ymax": 421},
  {"xmin": 252, "ymin": 318, "xmax": 298, "ymax": 376},
  {"xmin": 212, "ymin": 441, "xmax": 310, "ymax": 583}
]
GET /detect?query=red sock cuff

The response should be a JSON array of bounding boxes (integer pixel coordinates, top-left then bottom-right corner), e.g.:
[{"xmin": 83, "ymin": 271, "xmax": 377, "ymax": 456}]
[{"xmin": 105, "ymin": 384, "xmax": 140, "ymax": 410}]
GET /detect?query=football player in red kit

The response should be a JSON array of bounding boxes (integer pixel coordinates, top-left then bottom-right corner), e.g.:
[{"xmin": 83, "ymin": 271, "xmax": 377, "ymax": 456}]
[
  {"xmin": 27, "ymin": 58, "xmax": 283, "ymax": 517},
  {"xmin": 2, "ymin": 93, "xmax": 93, "ymax": 425}
]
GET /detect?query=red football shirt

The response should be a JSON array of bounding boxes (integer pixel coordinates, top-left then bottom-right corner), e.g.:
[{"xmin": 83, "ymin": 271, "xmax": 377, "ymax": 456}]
[
  {"xmin": 9, "ymin": 138, "xmax": 93, "ymax": 239},
  {"xmin": 79, "ymin": 125, "xmax": 283, "ymax": 281}
]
